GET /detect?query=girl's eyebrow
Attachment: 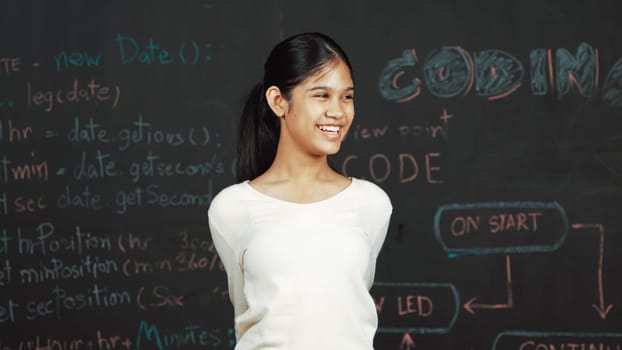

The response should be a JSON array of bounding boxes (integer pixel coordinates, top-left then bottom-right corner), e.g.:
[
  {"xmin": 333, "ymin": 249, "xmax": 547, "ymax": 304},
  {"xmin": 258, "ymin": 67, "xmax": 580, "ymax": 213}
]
[{"xmin": 305, "ymin": 86, "xmax": 355, "ymax": 92}]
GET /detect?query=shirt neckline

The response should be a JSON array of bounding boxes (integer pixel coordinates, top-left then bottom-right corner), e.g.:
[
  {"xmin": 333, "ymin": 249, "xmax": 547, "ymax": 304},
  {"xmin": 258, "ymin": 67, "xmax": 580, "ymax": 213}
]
[{"xmin": 243, "ymin": 177, "xmax": 356, "ymax": 206}]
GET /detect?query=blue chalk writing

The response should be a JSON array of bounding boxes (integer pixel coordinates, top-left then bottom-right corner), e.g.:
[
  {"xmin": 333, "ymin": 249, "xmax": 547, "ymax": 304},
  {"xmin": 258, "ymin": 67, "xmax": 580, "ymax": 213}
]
[
  {"xmin": 72, "ymin": 150, "xmax": 118, "ymax": 180},
  {"xmin": 114, "ymin": 181, "xmax": 213, "ymax": 214},
  {"xmin": 556, "ymin": 42, "xmax": 597, "ymax": 99},
  {"xmin": 423, "ymin": 46, "xmax": 473, "ymax": 98},
  {"xmin": 530, "ymin": 49, "xmax": 549, "ymax": 95},
  {"xmin": 136, "ymin": 321, "xmax": 164, "ymax": 349},
  {"xmin": 378, "ymin": 49, "xmax": 421, "ymax": 102},
  {"xmin": 16, "ymin": 222, "xmax": 111, "ymax": 256},
  {"xmin": 474, "ymin": 50, "xmax": 524, "ymax": 99},
  {"xmin": 48, "ymin": 283, "xmax": 132, "ymax": 320},
  {"xmin": 53, "ymin": 50, "xmax": 102, "ymax": 72},
  {"xmin": 128, "ymin": 151, "xmax": 224, "ymax": 183},
  {"xmin": 603, "ymin": 58, "xmax": 622, "ymax": 107},
  {"xmin": 18, "ymin": 256, "xmax": 117, "ymax": 284},
  {"xmin": 379, "ymin": 42, "xmax": 622, "ymax": 106},
  {"xmin": 56, "ymin": 185, "xmax": 104, "ymax": 210},
  {"xmin": 114, "ymin": 33, "xmax": 213, "ymax": 65},
  {"xmin": 135, "ymin": 321, "xmax": 224, "ymax": 349}
]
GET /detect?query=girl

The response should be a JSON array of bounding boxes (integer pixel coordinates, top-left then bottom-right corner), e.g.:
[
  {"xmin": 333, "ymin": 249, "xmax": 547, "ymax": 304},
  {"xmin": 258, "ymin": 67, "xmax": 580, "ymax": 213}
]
[{"xmin": 208, "ymin": 32, "xmax": 392, "ymax": 349}]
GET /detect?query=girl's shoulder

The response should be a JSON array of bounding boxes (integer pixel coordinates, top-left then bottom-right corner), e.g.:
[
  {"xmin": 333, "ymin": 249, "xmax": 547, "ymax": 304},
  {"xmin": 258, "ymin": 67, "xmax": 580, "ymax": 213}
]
[
  {"xmin": 210, "ymin": 181, "xmax": 250, "ymax": 204},
  {"xmin": 349, "ymin": 177, "xmax": 392, "ymax": 206},
  {"xmin": 207, "ymin": 181, "xmax": 252, "ymax": 226}
]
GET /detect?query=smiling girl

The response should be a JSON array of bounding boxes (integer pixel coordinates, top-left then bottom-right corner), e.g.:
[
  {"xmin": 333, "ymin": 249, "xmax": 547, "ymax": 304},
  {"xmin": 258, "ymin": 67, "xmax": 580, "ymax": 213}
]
[{"xmin": 208, "ymin": 32, "xmax": 392, "ymax": 349}]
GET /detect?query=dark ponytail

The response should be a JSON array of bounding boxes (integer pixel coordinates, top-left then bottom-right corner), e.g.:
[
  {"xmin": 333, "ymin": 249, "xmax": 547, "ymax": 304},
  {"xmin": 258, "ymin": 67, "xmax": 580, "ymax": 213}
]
[
  {"xmin": 236, "ymin": 83, "xmax": 280, "ymax": 182},
  {"xmin": 236, "ymin": 32, "xmax": 353, "ymax": 182}
]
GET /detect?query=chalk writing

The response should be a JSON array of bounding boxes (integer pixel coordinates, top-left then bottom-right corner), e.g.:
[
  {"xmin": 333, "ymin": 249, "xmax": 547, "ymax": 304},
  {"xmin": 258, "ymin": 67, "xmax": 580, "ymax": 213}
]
[
  {"xmin": 434, "ymin": 202, "xmax": 569, "ymax": 255},
  {"xmin": 12, "ymin": 222, "xmax": 112, "ymax": 256},
  {"xmin": 67, "ymin": 117, "xmax": 110, "ymax": 143},
  {"xmin": 463, "ymin": 255, "xmax": 514, "ymax": 315},
  {"xmin": 114, "ymin": 34, "xmax": 213, "ymax": 65},
  {"xmin": 1, "ymin": 120, "xmax": 32, "ymax": 143},
  {"xmin": 0, "ymin": 100, "xmax": 15, "ymax": 108},
  {"xmin": 128, "ymin": 151, "xmax": 224, "ymax": 183},
  {"xmin": 18, "ymin": 256, "xmax": 117, "ymax": 284},
  {"xmin": 135, "ymin": 321, "xmax": 225, "ymax": 349},
  {"xmin": 571, "ymin": 224, "xmax": 614, "ymax": 319},
  {"xmin": 555, "ymin": 44, "xmax": 598, "ymax": 99},
  {"xmin": 1, "ymin": 6, "xmax": 620, "ymax": 350},
  {"xmin": 493, "ymin": 331, "xmax": 622, "ymax": 350},
  {"xmin": 346, "ymin": 124, "xmax": 389, "ymax": 141},
  {"xmin": 0, "ymin": 57, "xmax": 20, "ymax": 76},
  {"xmin": 341, "ymin": 152, "xmax": 443, "ymax": 184},
  {"xmin": 65, "ymin": 115, "xmax": 213, "ymax": 150},
  {"xmin": 0, "ymin": 259, "xmax": 11, "ymax": 287},
  {"xmin": 423, "ymin": 47, "xmax": 474, "ymax": 98},
  {"xmin": 120, "ymin": 231, "xmax": 222, "ymax": 276},
  {"xmin": 345, "ymin": 109, "xmax": 453, "ymax": 143},
  {"xmin": 52, "ymin": 283, "xmax": 132, "ymax": 319},
  {"xmin": 0, "ymin": 299, "xmax": 18, "ymax": 323},
  {"xmin": 380, "ymin": 42, "xmax": 622, "ymax": 106},
  {"xmin": 372, "ymin": 282, "xmax": 459, "ymax": 334},
  {"xmin": 136, "ymin": 285, "xmax": 185, "ymax": 310},
  {"xmin": 114, "ymin": 182, "xmax": 213, "ymax": 214},
  {"xmin": 117, "ymin": 232, "xmax": 151, "ymax": 253},
  {"xmin": 399, "ymin": 108, "xmax": 453, "ymax": 141},
  {"xmin": 54, "ymin": 50, "xmax": 102, "ymax": 72},
  {"xmin": 0, "ymin": 192, "xmax": 7, "ymax": 215},
  {"xmin": 0, "ymin": 153, "xmax": 48, "ymax": 183},
  {"xmin": 13, "ymin": 196, "xmax": 46, "ymax": 214},
  {"xmin": 56, "ymin": 185, "xmax": 104, "ymax": 210},
  {"xmin": 121, "ymin": 252, "xmax": 220, "ymax": 276},
  {"xmin": 116, "ymin": 115, "xmax": 186, "ymax": 150},
  {"xmin": 26, "ymin": 79, "xmax": 121, "ymax": 112},
  {"xmin": 0, "ymin": 283, "xmax": 132, "ymax": 322},
  {"xmin": 7, "ymin": 331, "xmax": 135, "ymax": 350},
  {"xmin": 72, "ymin": 150, "xmax": 119, "ymax": 180},
  {"xmin": 602, "ymin": 58, "xmax": 622, "ymax": 106}
]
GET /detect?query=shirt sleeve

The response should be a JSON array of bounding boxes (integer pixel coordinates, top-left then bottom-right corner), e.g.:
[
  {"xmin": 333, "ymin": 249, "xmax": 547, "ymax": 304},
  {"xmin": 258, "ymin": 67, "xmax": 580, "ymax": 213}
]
[
  {"xmin": 362, "ymin": 181, "xmax": 393, "ymax": 289},
  {"xmin": 207, "ymin": 189, "xmax": 248, "ymax": 340},
  {"xmin": 370, "ymin": 204, "xmax": 392, "ymax": 261}
]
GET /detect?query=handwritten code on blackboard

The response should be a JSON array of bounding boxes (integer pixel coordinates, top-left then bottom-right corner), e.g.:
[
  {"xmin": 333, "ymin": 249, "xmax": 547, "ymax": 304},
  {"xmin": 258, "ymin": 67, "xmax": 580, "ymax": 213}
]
[{"xmin": 1, "ymin": 1, "xmax": 621, "ymax": 349}]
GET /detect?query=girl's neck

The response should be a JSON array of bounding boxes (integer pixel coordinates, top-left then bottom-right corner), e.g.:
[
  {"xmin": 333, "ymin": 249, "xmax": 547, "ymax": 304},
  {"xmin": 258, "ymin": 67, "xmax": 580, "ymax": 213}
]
[{"xmin": 267, "ymin": 151, "xmax": 333, "ymax": 182}]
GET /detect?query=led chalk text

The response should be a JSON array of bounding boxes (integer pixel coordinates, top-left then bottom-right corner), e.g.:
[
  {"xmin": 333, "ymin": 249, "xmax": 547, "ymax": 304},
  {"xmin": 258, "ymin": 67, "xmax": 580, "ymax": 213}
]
[{"xmin": 379, "ymin": 42, "xmax": 622, "ymax": 105}]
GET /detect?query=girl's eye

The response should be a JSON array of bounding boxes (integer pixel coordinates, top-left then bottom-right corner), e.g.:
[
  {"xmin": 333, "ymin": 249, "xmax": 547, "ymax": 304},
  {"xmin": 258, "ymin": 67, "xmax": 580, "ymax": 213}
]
[
  {"xmin": 315, "ymin": 93, "xmax": 329, "ymax": 98},
  {"xmin": 342, "ymin": 94, "xmax": 354, "ymax": 100}
]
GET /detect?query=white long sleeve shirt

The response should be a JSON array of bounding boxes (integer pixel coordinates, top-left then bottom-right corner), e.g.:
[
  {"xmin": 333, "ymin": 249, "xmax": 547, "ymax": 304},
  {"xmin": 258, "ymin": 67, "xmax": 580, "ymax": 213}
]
[{"xmin": 208, "ymin": 177, "xmax": 392, "ymax": 350}]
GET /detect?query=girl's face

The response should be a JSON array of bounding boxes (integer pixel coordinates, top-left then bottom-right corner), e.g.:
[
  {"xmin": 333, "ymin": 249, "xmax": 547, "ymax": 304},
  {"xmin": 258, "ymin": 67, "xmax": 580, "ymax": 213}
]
[{"xmin": 278, "ymin": 60, "xmax": 354, "ymax": 158}]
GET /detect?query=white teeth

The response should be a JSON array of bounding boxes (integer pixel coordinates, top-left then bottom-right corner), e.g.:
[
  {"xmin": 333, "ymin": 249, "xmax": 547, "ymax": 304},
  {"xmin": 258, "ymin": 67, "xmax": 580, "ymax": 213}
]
[{"xmin": 318, "ymin": 125, "xmax": 340, "ymax": 133}]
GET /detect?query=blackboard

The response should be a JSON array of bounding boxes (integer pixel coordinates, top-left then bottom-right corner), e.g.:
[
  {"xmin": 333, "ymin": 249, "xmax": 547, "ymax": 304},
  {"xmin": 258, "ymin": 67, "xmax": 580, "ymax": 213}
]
[{"xmin": 2, "ymin": 1, "xmax": 621, "ymax": 349}]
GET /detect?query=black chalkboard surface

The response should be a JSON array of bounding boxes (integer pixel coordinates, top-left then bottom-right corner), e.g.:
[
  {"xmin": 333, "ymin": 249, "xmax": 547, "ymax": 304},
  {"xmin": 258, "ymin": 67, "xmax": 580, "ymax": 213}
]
[{"xmin": 2, "ymin": 1, "xmax": 621, "ymax": 349}]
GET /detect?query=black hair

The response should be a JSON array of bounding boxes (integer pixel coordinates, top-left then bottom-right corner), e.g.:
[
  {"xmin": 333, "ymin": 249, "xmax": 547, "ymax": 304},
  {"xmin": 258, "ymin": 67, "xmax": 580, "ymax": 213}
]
[{"xmin": 236, "ymin": 32, "xmax": 353, "ymax": 182}]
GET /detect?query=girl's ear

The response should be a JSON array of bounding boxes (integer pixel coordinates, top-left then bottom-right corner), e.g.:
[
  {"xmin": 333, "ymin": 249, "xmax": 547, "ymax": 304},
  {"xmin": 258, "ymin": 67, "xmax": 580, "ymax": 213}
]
[{"xmin": 265, "ymin": 85, "xmax": 288, "ymax": 118}]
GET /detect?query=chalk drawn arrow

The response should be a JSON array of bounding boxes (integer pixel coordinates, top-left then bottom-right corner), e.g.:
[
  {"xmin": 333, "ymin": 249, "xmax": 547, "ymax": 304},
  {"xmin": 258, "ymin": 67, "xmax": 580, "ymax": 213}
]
[
  {"xmin": 571, "ymin": 223, "xmax": 613, "ymax": 319},
  {"xmin": 464, "ymin": 255, "xmax": 513, "ymax": 314},
  {"xmin": 400, "ymin": 333, "xmax": 415, "ymax": 350}
]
